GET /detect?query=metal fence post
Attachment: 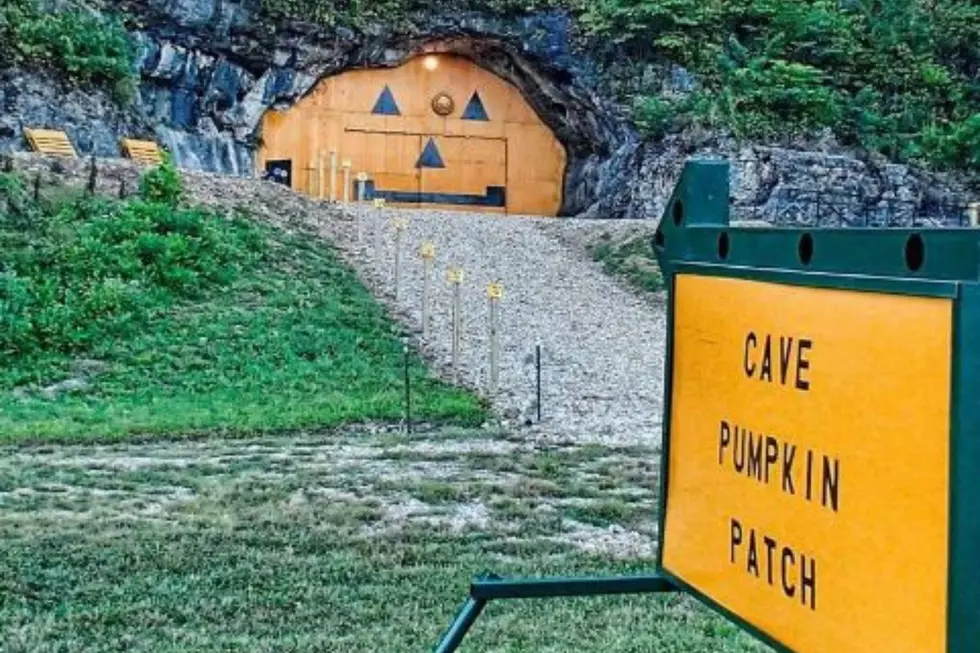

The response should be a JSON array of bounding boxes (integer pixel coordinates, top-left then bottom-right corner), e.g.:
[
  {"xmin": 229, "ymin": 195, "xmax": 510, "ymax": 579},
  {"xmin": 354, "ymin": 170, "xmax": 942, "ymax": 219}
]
[
  {"xmin": 403, "ymin": 337, "xmax": 412, "ymax": 434},
  {"xmin": 447, "ymin": 265, "xmax": 464, "ymax": 381},
  {"xmin": 420, "ymin": 241, "xmax": 436, "ymax": 340},
  {"xmin": 536, "ymin": 343, "xmax": 542, "ymax": 422},
  {"xmin": 392, "ymin": 217, "xmax": 408, "ymax": 301},
  {"xmin": 487, "ymin": 281, "xmax": 503, "ymax": 396}
]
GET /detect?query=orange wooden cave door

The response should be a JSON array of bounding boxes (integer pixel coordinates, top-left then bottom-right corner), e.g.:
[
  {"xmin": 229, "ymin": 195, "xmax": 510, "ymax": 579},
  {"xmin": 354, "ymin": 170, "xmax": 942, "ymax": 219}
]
[
  {"xmin": 340, "ymin": 131, "xmax": 507, "ymax": 212},
  {"xmin": 255, "ymin": 53, "xmax": 566, "ymax": 216}
]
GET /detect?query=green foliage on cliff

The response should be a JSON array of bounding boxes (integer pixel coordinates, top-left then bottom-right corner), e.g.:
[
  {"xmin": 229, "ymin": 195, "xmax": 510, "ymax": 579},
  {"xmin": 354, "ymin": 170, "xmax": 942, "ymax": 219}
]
[
  {"xmin": 260, "ymin": 0, "xmax": 979, "ymax": 174},
  {"xmin": 0, "ymin": 0, "xmax": 135, "ymax": 101},
  {"xmin": 578, "ymin": 0, "xmax": 980, "ymax": 173}
]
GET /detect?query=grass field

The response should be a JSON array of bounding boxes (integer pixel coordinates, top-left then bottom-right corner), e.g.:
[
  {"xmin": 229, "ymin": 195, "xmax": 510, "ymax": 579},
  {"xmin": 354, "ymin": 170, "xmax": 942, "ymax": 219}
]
[
  {"xmin": 0, "ymin": 427, "xmax": 768, "ymax": 652},
  {"xmin": 589, "ymin": 233, "xmax": 664, "ymax": 295},
  {"xmin": 0, "ymin": 168, "xmax": 484, "ymax": 442}
]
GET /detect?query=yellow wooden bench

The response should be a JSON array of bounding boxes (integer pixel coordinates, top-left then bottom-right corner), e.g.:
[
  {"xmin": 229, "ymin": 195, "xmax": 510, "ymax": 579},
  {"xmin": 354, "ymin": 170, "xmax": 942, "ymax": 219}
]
[
  {"xmin": 23, "ymin": 128, "xmax": 77, "ymax": 158},
  {"xmin": 121, "ymin": 138, "xmax": 164, "ymax": 165}
]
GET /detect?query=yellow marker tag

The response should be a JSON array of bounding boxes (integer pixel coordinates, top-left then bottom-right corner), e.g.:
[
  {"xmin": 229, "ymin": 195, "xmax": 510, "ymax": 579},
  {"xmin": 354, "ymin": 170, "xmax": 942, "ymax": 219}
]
[
  {"xmin": 420, "ymin": 241, "xmax": 436, "ymax": 260},
  {"xmin": 662, "ymin": 273, "xmax": 952, "ymax": 653},
  {"xmin": 341, "ymin": 159, "xmax": 352, "ymax": 169},
  {"xmin": 392, "ymin": 217, "xmax": 408, "ymax": 231},
  {"xmin": 486, "ymin": 281, "xmax": 503, "ymax": 300},
  {"xmin": 447, "ymin": 266, "xmax": 464, "ymax": 284},
  {"xmin": 373, "ymin": 198, "xmax": 386, "ymax": 209}
]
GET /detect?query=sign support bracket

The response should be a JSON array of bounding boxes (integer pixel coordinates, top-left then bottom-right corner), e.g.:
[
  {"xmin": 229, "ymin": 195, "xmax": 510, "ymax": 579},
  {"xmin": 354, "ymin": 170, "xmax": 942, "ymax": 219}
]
[{"xmin": 432, "ymin": 572, "xmax": 676, "ymax": 652}]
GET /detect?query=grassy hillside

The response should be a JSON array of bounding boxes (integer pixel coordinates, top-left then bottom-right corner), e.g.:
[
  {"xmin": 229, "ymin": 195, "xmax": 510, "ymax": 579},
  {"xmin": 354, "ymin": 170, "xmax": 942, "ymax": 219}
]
[{"xmin": 0, "ymin": 160, "xmax": 484, "ymax": 442}]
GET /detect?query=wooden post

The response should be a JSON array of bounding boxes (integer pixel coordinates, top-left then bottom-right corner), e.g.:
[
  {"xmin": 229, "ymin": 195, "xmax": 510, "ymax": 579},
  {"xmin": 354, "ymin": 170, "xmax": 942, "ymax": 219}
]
[
  {"xmin": 316, "ymin": 153, "xmax": 325, "ymax": 201},
  {"xmin": 357, "ymin": 172, "xmax": 368, "ymax": 202},
  {"xmin": 329, "ymin": 150, "xmax": 338, "ymax": 202},
  {"xmin": 486, "ymin": 281, "xmax": 503, "ymax": 395},
  {"xmin": 420, "ymin": 241, "xmax": 436, "ymax": 339},
  {"xmin": 342, "ymin": 160, "xmax": 352, "ymax": 204},
  {"xmin": 447, "ymin": 265, "xmax": 464, "ymax": 381},
  {"xmin": 392, "ymin": 217, "xmax": 409, "ymax": 301}
]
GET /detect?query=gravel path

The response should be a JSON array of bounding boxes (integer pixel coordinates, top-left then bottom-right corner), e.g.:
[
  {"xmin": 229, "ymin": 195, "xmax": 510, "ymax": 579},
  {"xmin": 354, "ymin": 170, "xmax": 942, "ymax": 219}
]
[{"xmin": 320, "ymin": 206, "xmax": 668, "ymax": 447}]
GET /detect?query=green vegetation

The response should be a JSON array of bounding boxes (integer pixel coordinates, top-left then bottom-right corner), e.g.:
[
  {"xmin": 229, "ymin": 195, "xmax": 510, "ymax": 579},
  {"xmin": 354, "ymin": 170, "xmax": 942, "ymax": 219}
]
[
  {"xmin": 0, "ymin": 0, "xmax": 135, "ymax": 101},
  {"xmin": 0, "ymin": 160, "xmax": 484, "ymax": 441},
  {"xmin": 590, "ymin": 232, "xmax": 665, "ymax": 294},
  {"xmin": 262, "ymin": 0, "xmax": 980, "ymax": 174},
  {"xmin": 0, "ymin": 431, "xmax": 766, "ymax": 652}
]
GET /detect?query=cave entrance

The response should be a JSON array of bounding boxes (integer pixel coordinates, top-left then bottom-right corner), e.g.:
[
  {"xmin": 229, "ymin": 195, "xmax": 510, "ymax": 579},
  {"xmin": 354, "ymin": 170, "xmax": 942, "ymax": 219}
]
[{"xmin": 256, "ymin": 53, "xmax": 567, "ymax": 216}]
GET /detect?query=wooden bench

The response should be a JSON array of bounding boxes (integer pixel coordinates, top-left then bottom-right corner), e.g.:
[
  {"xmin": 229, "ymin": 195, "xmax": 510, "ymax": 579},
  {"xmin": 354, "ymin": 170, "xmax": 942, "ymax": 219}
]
[
  {"xmin": 121, "ymin": 138, "xmax": 164, "ymax": 165},
  {"xmin": 23, "ymin": 128, "xmax": 77, "ymax": 158}
]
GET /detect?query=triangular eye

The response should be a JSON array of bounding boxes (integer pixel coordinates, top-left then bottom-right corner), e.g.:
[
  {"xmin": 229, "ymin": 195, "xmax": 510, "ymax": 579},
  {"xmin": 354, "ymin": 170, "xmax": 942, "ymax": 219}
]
[
  {"xmin": 416, "ymin": 138, "xmax": 446, "ymax": 168},
  {"xmin": 461, "ymin": 92, "xmax": 489, "ymax": 121},
  {"xmin": 372, "ymin": 85, "xmax": 401, "ymax": 115}
]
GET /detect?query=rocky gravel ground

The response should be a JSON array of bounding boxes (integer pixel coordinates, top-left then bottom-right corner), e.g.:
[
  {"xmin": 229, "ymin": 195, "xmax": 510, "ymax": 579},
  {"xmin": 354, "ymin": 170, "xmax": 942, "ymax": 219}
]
[
  {"xmin": 323, "ymin": 205, "xmax": 668, "ymax": 447},
  {"xmin": 7, "ymin": 154, "xmax": 669, "ymax": 447}
]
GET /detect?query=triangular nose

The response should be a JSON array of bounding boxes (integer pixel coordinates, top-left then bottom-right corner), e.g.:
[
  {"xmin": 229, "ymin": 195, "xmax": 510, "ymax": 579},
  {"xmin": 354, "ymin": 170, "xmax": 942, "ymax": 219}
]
[
  {"xmin": 371, "ymin": 85, "xmax": 401, "ymax": 115},
  {"xmin": 416, "ymin": 138, "xmax": 446, "ymax": 168}
]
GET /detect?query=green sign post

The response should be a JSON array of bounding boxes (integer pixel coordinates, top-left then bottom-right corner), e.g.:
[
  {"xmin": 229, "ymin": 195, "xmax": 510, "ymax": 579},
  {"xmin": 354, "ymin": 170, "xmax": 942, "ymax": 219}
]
[{"xmin": 431, "ymin": 158, "xmax": 980, "ymax": 653}]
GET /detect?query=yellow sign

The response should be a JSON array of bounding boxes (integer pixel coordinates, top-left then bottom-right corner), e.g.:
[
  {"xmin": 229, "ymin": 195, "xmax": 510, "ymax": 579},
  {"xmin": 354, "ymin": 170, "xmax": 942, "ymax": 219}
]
[
  {"xmin": 392, "ymin": 217, "xmax": 408, "ymax": 231},
  {"xmin": 486, "ymin": 281, "xmax": 503, "ymax": 300},
  {"xmin": 420, "ymin": 241, "xmax": 436, "ymax": 260},
  {"xmin": 662, "ymin": 274, "xmax": 952, "ymax": 653},
  {"xmin": 373, "ymin": 198, "xmax": 387, "ymax": 209},
  {"xmin": 447, "ymin": 266, "xmax": 464, "ymax": 285}
]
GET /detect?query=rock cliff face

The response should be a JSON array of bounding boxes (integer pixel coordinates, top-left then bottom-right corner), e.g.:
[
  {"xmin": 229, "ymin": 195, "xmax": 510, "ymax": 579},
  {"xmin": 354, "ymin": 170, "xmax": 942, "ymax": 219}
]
[{"xmin": 0, "ymin": 0, "xmax": 972, "ymax": 221}]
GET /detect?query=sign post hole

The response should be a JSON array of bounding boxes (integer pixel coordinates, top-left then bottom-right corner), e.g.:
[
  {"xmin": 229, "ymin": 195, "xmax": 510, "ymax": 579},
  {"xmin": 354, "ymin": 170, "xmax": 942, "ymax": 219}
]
[{"xmin": 429, "ymin": 158, "xmax": 980, "ymax": 653}]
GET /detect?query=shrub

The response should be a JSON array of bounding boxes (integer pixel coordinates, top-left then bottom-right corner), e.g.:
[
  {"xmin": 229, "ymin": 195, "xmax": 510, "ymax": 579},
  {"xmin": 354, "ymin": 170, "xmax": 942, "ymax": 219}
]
[
  {"xmin": 0, "ymin": 0, "xmax": 136, "ymax": 102},
  {"xmin": 0, "ymin": 166, "xmax": 266, "ymax": 360}
]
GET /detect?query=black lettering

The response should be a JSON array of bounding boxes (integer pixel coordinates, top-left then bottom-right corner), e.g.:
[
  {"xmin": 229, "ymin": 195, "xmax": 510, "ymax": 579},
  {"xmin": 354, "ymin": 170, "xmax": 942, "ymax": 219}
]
[
  {"xmin": 719, "ymin": 421, "xmax": 731, "ymax": 465},
  {"xmin": 822, "ymin": 457, "xmax": 840, "ymax": 512},
  {"xmin": 796, "ymin": 339, "xmax": 812, "ymax": 390},
  {"xmin": 763, "ymin": 536, "xmax": 777, "ymax": 586},
  {"xmin": 779, "ymin": 336, "xmax": 793, "ymax": 385},
  {"xmin": 744, "ymin": 332, "xmax": 757, "ymax": 377},
  {"xmin": 734, "ymin": 428, "xmax": 747, "ymax": 472},
  {"xmin": 781, "ymin": 547, "xmax": 796, "ymax": 597},
  {"xmin": 782, "ymin": 444, "xmax": 797, "ymax": 495},
  {"xmin": 730, "ymin": 518, "xmax": 743, "ymax": 563},
  {"xmin": 805, "ymin": 450, "xmax": 814, "ymax": 501},
  {"xmin": 747, "ymin": 530, "xmax": 759, "ymax": 577},
  {"xmin": 764, "ymin": 436, "xmax": 779, "ymax": 483},
  {"xmin": 747, "ymin": 432, "xmax": 763, "ymax": 480},
  {"xmin": 760, "ymin": 335, "xmax": 773, "ymax": 382},
  {"xmin": 801, "ymin": 555, "xmax": 817, "ymax": 611}
]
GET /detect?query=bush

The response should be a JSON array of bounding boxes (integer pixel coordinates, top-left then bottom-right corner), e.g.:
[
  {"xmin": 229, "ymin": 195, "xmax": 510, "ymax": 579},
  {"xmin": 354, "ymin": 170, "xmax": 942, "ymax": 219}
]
[
  {"xmin": 0, "ymin": 165, "xmax": 266, "ymax": 360},
  {"xmin": 0, "ymin": 0, "xmax": 135, "ymax": 102}
]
